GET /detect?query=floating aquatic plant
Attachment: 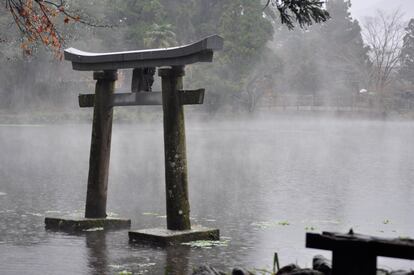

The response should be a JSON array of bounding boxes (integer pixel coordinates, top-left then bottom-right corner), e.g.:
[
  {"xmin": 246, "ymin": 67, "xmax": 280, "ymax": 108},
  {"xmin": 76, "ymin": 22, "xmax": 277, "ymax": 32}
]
[
  {"xmin": 251, "ymin": 220, "xmax": 290, "ymax": 229},
  {"xmin": 108, "ymin": 264, "xmax": 122, "ymax": 269},
  {"xmin": 182, "ymin": 238, "xmax": 230, "ymax": 249},
  {"xmin": 305, "ymin": 226, "xmax": 316, "ymax": 231},
  {"xmin": 84, "ymin": 227, "xmax": 104, "ymax": 232},
  {"xmin": 302, "ymin": 219, "xmax": 340, "ymax": 225},
  {"xmin": 141, "ymin": 212, "xmax": 167, "ymax": 218},
  {"xmin": 107, "ymin": 212, "xmax": 120, "ymax": 217},
  {"xmin": 45, "ymin": 210, "xmax": 62, "ymax": 214},
  {"xmin": 27, "ymin": 212, "xmax": 43, "ymax": 217}
]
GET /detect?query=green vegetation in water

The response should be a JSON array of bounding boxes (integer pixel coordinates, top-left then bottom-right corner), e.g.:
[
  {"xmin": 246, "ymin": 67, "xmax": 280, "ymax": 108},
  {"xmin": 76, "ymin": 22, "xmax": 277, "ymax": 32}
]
[
  {"xmin": 44, "ymin": 210, "xmax": 62, "ymax": 214},
  {"xmin": 118, "ymin": 271, "xmax": 132, "ymax": 275},
  {"xmin": 142, "ymin": 212, "xmax": 160, "ymax": 216},
  {"xmin": 107, "ymin": 212, "xmax": 120, "ymax": 218},
  {"xmin": 27, "ymin": 212, "xmax": 43, "ymax": 217},
  {"xmin": 304, "ymin": 219, "xmax": 340, "ymax": 225},
  {"xmin": 142, "ymin": 212, "xmax": 167, "ymax": 219},
  {"xmin": 398, "ymin": 236, "xmax": 412, "ymax": 241},
  {"xmin": 84, "ymin": 227, "xmax": 104, "ymax": 232},
  {"xmin": 182, "ymin": 238, "xmax": 231, "ymax": 249},
  {"xmin": 305, "ymin": 226, "xmax": 316, "ymax": 231},
  {"xmin": 252, "ymin": 220, "xmax": 290, "ymax": 229},
  {"xmin": 253, "ymin": 268, "xmax": 275, "ymax": 275}
]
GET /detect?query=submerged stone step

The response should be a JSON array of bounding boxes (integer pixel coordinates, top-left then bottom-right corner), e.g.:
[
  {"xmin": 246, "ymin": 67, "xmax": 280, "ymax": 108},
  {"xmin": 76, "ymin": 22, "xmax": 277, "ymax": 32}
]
[
  {"xmin": 45, "ymin": 216, "xmax": 131, "ymax": 232},
  {"xmin": 129, "ymin": 225, "xmax": 219, "ymax": 246}
]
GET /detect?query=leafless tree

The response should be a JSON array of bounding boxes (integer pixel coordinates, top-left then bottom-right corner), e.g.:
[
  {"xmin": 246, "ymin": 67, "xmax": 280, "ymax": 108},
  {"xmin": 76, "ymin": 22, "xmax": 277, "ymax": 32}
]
[{"xmin": 363, "ymin": 10, "xmax": 405, "ymax": 104}]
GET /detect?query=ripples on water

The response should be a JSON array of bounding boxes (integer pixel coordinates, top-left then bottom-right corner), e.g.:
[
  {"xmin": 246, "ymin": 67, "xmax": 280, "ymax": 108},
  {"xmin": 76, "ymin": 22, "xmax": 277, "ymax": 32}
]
[{"xmin": 0, "ymin": 117, "xmax": 413, "ymax": 274}]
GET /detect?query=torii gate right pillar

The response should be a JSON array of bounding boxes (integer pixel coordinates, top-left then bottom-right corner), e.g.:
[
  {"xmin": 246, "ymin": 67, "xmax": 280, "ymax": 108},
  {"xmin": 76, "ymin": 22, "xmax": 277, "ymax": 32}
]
[
  {"xmin": 160, "ymin": 66, "xmax": 191, "ymax": 231},
  {"xmin": 129, "ymin": 65, "xmax": 220, "ymax": 245}
]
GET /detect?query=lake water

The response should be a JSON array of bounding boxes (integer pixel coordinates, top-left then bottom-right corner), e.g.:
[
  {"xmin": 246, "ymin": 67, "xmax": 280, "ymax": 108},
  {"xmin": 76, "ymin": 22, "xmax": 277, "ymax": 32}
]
[{"xmin": 0, "ymin": 115, "xmax": 413, "ymax": 274}]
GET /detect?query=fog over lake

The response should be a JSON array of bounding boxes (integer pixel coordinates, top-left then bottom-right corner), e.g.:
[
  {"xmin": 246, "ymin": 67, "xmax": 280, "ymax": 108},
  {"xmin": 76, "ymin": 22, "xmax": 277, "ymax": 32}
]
[
  {"xmin": 0, "ymin": 115, "xmax": 413, "ymax": 274},
  {"xmin": 1, "ymin": 0, "xmax": 414, "ymax": 273}
]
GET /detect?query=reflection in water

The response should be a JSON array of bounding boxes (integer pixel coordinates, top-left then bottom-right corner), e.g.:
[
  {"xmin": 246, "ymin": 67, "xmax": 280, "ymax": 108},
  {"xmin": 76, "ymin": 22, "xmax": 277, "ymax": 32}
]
[
  {"xmin": 85, "ymin": 231, "xmax": 109, "ymax": 275},
  {"xmin": 0, "ymin": 119, "xmax": 413, "ymax": 273},
  {"xmin": 165, "ymin": 246, "xmax": 191, "ymax": 275}
]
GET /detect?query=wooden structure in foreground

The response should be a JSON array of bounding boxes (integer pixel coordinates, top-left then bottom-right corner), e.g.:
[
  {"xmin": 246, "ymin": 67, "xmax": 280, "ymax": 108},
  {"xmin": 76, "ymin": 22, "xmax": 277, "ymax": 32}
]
[
  {"xmin": 306, "ymin": 231, "xmax": 414, "ymax": 275},
  {"xmin": 45, "ymin": 36, "xmax": 222, "ymax": 238}
]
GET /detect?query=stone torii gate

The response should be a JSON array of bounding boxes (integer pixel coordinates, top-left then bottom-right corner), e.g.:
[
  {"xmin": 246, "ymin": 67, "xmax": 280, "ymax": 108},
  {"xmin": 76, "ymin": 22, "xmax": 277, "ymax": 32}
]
[{"xmin": 45, "ymin": 35, "xmax": 222, "ymax": 243}]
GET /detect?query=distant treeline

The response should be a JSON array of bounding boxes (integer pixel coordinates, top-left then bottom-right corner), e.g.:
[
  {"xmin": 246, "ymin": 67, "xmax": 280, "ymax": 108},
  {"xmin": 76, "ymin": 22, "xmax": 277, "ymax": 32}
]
[{"xmin": 0, "ymin": 0, "xmax": 413, "ymax": 115}]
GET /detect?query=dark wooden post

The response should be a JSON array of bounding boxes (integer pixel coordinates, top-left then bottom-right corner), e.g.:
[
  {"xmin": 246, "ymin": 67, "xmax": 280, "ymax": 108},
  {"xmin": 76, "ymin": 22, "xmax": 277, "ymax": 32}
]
[
  {"xmin": 131, "ymin": 67, "xmax": 156, "ymax": 92},
  {"xmin": 159, "ymin": 66, "xmax": 191, "ymax": 230},
  {"xmin": 85, "ymin": 70, "xmax": 117, "ymax": 218},
  {"xmin": 332, "ymin": 250, "xmax": 377, "ymax": 275}
]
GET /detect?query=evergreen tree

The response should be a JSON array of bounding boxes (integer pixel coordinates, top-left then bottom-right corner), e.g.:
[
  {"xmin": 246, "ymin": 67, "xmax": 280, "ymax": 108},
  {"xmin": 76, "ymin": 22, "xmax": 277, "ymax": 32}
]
[
  {"xmin": 399, "ymin": 19, "xmax": 414, "ymax": 86},
  {"xmin": 105, "ymin": 0, "xmax": 166, "ymax": 49},
  {"xmin": 143, "ymin": 23, "xmax": 177, "ymax": 48},
  {"xmin": 187, "ymin": 0, "xmax": 275, "ymax": 111},
  {"xmin": 318, "ymin": 0, "xmax": 370, "ymax": 96},
  {"xmin": 276, "ymin": 0, "xmax": 369, "ymax": 99}
]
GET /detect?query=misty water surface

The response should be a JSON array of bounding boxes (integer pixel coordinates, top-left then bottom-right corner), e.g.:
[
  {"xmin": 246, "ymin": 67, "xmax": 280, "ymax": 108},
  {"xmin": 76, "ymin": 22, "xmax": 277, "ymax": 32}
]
[{"xmin": 0, "ymin": 115, "xmax": 413, "ymax": 274}]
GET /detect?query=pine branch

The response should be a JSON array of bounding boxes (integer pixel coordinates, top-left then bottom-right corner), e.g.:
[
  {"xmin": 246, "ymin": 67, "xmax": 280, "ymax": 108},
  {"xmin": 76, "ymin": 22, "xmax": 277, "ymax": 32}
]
[{"xmin": 265, "ymin": 0, "xmax": 330, "ymax": 29}]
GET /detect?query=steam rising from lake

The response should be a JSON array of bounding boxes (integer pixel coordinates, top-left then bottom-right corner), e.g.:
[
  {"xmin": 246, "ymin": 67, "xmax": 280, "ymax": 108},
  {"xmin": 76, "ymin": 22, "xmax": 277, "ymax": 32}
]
[{"xmin": 0, "ymin": 115, "xmax": 413, "ymax": 274}]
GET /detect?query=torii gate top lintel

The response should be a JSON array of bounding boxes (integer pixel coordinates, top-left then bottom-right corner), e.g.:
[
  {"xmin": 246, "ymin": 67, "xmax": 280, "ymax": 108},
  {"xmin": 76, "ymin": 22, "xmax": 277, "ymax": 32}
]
[{"xmin": 64, "ymin": 35, "xmax": 224, "ymax": 71}]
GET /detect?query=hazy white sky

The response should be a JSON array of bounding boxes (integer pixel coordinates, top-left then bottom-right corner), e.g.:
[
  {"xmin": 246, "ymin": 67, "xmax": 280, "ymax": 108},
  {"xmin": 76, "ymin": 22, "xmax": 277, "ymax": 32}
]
[{"xmin": 350, "ymin": 0, "xmax": 414, "ymax": 22}]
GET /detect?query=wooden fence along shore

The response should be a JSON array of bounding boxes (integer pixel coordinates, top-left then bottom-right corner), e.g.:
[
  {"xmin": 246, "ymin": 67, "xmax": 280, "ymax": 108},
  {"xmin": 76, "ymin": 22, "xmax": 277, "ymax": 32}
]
[{"xmin": 256, "ymin": 94, "xmax": 414, "ymax": 113}]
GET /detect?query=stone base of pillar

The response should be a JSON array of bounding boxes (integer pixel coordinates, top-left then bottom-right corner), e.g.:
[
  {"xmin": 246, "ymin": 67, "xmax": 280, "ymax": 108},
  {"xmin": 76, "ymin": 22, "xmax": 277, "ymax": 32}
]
[
  {"xmin": 128, "ymin": 226, "xmax": 219, "ymax": 246},
  {"xmin": 45, "ymin": 216, "xmax": 131, "ymax": 232}
]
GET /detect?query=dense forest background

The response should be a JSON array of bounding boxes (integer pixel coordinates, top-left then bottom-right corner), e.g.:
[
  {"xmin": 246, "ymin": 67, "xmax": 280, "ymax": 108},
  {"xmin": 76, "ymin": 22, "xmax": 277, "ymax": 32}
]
[{"xmin": 0, "ymin": 0, "xmax": 414, "ymax": 120}]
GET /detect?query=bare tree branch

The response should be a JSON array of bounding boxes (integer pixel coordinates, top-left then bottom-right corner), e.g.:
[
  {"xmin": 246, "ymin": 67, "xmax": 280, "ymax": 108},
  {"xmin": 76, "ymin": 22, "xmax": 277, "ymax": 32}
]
[
  {"xmin": 4, "ymin": 0, "xmax": 111, "ymax": 57},
  {"xmin": 363, "ymin": 9, "xmax": 405, "ymax": 96}
]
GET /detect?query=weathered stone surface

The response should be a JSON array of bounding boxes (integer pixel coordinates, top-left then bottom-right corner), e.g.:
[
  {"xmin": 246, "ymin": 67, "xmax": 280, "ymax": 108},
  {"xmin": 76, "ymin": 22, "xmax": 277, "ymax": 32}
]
[
  {"xmin": 45, "ymin": 217, "xmax": 131, "ymax": 231},
  {"xmin": 276, "ymin": 265, "xmax": 323, "ymax": 275},
  {"xmin": 390, "ymin": 271, "xmax": 414, "ymax": 275},
  {"xmin": 376, "ymin": 268, "xmax": 389, "ymax": 275},
  {"xmin": 231, "ymin": 267, "xmax": 255, "ymax": 275},
  {"xmin": 85, "ymin": 70, "xmax": 117, "ymax": 219},
  {"xmin": 192, "ymin": 265, "xmax": 226, "ymax": 275},
  {"xmin": 289, "ymin": 270, "xmax": 324, "ymax": 275},
  {"xmin": 313, "ymin": 255, "xmax": 331, "ymax": 275},
  {"xmin": 276, "ymin": 264, "xmax": 301, "ymax": 275},
  {"xmin": 307, "ymin": 231, "xmax": 414, "ymax": 260},
  {"xmin": 129, "ymin": 225, "xmax": 219, "ymax": 246},
  {"xmin": 160, "ymin": 66, "xmax": 191, "ymax": 231},
  {"xmin": 64, "ymin": 35, "xmax": 224, "ymax": 71}
]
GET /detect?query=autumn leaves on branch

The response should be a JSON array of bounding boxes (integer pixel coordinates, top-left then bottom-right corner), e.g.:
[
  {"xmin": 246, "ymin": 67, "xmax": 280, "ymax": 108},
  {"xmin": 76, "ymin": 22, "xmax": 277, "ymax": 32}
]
[
  {"xmin": 6, "ymin": 0, "xmax": 112, "ymax": 59},
  {"xmin": 5, "ymin": 0, "xmax": 81, "ymax": 57}
]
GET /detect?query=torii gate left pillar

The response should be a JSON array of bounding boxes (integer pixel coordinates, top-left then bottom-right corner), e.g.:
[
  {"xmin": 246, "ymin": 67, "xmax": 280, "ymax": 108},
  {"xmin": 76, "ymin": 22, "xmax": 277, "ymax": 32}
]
[
  {"xmin": 45, "ymin": 69, "xmax": 131, "ymax": 231},
  {"xmin": 85, "ymin": 70, "xmax": 117, "ymax": 219}
]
